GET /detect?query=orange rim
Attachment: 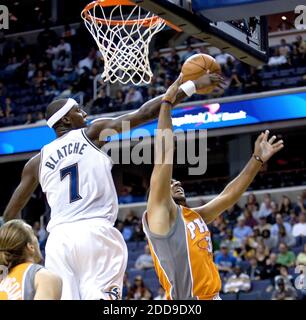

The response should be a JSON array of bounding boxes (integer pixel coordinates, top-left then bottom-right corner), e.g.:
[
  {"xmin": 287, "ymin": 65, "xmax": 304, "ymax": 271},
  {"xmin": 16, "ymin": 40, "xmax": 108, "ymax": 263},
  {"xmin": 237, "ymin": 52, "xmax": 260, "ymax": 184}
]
[{"xmin": 81, "ymin": 0, "xmax": 182, "ymax": 31}]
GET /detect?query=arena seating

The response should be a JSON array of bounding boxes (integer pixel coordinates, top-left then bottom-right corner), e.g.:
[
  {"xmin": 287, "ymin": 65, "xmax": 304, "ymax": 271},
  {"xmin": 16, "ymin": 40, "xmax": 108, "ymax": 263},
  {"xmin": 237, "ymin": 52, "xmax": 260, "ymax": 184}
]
[
  {"xmin": 122, "ymin": 236, "xmax": 305, "ymax": 299},
  {"xmin": 1, "ymin": 27, "xmax": 306, "ymax": 128}
]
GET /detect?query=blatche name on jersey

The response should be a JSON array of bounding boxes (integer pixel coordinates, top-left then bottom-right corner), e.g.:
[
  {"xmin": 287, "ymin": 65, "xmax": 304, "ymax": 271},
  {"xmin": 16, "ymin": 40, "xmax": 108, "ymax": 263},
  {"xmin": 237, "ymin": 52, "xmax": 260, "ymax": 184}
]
[{"xmin": 45, "ymin": 142, "xmax": 88, "ymax": 170}]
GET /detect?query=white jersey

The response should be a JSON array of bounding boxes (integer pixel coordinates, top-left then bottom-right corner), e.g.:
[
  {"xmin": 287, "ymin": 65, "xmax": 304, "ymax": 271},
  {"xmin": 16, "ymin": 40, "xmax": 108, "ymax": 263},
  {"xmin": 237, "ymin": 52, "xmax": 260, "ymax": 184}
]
[{"xmin": 39, "ymin": 128, "xmax": 118, "ymax": 232}]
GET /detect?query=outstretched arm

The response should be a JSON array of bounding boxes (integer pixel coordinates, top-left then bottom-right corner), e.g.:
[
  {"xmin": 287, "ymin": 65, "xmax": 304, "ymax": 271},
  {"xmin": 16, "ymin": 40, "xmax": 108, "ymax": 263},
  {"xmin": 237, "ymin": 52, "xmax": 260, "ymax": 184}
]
[
  {"xmin": 146, "ymin": 77, "xmax": 183, "ymax": 236},
  {"xmin": 85, "ymin": 75, "xmax": 223, "ymax": 147},
  {"xmin": 3, "ymin": 154, "xmax": 40, "ymax": 222},
  {"xmin": 193, "ymin": 130, "xmax": 284, "ymax": 224}
]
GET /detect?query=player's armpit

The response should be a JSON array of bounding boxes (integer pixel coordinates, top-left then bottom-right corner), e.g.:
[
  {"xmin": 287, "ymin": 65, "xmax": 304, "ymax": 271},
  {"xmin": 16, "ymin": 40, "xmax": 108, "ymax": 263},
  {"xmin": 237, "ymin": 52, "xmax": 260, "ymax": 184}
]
[
  {"xmin": 146, "ymin": 200, "xmax": 177, "ymax": 236},
  {"xmin": 3, "ymin": 153, "xmax": 41, "ymax": 222},
  {"xmin": 34, "ymin": 269, "xmax": 62, "ymax": 300}
]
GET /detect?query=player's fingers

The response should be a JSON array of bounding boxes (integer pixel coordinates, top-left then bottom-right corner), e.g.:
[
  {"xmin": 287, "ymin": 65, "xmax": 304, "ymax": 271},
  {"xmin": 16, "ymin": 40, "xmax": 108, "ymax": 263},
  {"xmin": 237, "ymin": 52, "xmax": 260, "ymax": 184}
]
[
  {"xmin": 216, "ymin": 77, "xmax": 226, "ymax": 86},
  {"xmin": 256, "ymin": 132, "xmax": 264, "ymax": 143},
  {"xmin": 268, "ymin": 135, "xmax": 277, "ymax": 144},
  {"xmin": 218, "ymin": 80, "xmax": 227, "ymax": 88},
  {"xmin": 273, "ymin": 140, "xmax": 284, "ymax": 148},
  {"xmin": 177, "ymin": 73, "xmax": 184, "ymax": 84},
  {"xmin": 273, "ymin": 143, "xmax": 284, "ymax": 153},
  {"xmin": 174, "ymin": 75, "xmax": 184, "ymax": 88},
  {"xmin": 210, "ymin": 74, "xmax": 224, "ymax": 83},
  {"xmin": 208, "ymin": 73, "xmax": 217, "ymax": 81},
  {"xmin": 210, "ymin": 73, "xmax": 220, "ymax": 78},
  {"xmin": 213, "ymin": 79, "xmax": 226, "ymax": 87},
  {"xmin": 167, "ymin": 77, "xmax": 181, "ymax": 96},
  {"xmin": 171, "ymin": 77, "xmax": 180, "ymax": 88},
  {"xmin": 263, "ymin": 130, "xmax": 269, "ymax": 142}
]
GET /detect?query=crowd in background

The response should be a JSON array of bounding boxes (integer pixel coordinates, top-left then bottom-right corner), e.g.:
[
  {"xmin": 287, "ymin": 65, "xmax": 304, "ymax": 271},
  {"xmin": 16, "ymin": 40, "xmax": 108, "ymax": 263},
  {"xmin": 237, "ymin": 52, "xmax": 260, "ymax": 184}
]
[
  {"xmin": 213, "ymin": 191, "xmax": 306, "ymax": 297},
  {"xmin": 1, "ymin": 22, "xmax": 306, "ymax": 127},
  {"xmin": 116, "ymin": 165, "xmax": 306, "ymax": 204},
  {"xmin": 2, "ymin": 189, "xmax": 305, "ymax": 300},
  {"xmin": 121, "ymin": 191, "xmax": 306, "ymax": 300}
]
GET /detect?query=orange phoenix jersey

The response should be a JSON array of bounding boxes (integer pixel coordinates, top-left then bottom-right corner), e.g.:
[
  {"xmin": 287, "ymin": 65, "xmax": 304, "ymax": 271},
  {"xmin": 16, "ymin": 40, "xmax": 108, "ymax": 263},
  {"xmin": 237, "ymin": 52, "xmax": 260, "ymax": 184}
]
[
  {"xmin": 0, "ymin": 263, "xmax": 42, "ymax": 300},
  {"xmin": 143, "ymin": 206, "xmax": 221, "ymax": 300}
]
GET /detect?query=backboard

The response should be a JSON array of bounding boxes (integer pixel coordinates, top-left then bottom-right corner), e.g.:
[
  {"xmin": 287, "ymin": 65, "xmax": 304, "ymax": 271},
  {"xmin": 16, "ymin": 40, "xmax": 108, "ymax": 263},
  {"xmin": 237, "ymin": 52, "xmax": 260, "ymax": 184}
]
[{"xmin": 132, "ymin": 0, "xmax": 272, "ymax": 66}]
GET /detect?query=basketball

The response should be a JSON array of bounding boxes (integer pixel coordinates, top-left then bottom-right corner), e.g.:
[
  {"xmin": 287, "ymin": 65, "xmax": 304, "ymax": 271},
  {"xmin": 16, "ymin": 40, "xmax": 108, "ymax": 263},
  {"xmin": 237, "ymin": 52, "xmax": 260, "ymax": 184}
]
[{"xmin": 181, "ymin": 54, "xmax": 221, "ymax": 94}]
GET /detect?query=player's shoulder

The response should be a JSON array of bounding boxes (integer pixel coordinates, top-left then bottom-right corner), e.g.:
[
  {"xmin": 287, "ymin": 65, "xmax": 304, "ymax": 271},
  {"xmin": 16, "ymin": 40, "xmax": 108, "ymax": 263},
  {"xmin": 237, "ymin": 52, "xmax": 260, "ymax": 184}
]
[
  {"xmin": 34, "ymin": 267, "xmax": 62, "ymax": 300},
  {"xmin": 28, "ymin": 153, "xmax": 41, "ymax": 164},
  {"xmin": 24, "ymin": 153, "xmax": 41, "ymax": 173},
  {"xmin": 35, "ymin": 268, "xmax": 62, "ymax": 287}
]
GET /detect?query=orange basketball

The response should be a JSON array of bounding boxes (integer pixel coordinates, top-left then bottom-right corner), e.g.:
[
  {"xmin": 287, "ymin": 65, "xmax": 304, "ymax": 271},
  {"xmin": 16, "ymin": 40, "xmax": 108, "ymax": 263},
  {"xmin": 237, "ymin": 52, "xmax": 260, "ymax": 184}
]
[{"xmin": 181, "ymin": 54, "xmax": 221, "ymax": 94}]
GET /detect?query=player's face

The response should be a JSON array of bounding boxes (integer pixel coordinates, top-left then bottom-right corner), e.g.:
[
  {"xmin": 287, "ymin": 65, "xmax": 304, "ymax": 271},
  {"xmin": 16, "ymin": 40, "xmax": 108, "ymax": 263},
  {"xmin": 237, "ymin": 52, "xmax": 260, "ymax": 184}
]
[
  {"xmin": 67, "ymin": 105, "xmax": 88, "ymax": 129},
  {"xmin": 170, "ymin": 179, "xmax": 186, "ymax": 203},
  {"xmin": 24, "ymin": 224, "xmax": 43, "ymax": 264},
  {"xmin": 31, "ymin": 235, "xmax": 43, "ymax": 264}
]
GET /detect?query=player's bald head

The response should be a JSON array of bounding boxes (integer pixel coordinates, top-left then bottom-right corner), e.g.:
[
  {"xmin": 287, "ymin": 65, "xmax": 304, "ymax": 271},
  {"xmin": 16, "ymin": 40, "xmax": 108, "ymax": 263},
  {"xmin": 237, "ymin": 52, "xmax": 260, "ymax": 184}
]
[{"xmin": 45, "ymin": 99, "xmax": 70, "ymax": 122}]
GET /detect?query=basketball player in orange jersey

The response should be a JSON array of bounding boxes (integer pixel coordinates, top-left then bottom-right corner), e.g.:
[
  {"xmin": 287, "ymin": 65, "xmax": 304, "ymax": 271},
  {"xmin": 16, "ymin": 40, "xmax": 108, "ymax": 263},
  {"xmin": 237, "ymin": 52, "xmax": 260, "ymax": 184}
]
[
  {"xmin": 143, "ymin": 75, "xmax": 284, "ymax": 300},
  {"xmin": 0, "ymin": 220, "xmax": 62, "ymax": 300},
  {"xmin": 2, "ymin": 74, "xmax": 222, "ymax": 300}
]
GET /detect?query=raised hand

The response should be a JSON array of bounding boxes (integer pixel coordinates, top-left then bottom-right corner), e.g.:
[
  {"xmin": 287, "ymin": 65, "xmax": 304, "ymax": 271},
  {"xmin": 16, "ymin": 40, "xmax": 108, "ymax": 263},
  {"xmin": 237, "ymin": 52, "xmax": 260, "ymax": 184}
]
[
  {"xmin": 254, "ymin": 130, "xmax": 284, "ymax": 163},
  {"xmin": 162, "ymin": 74, "xmax": 183, "ymax": 104},
  {"xmin": 193, "ymin": 73, "xmax": 225, "ymax": 90}
]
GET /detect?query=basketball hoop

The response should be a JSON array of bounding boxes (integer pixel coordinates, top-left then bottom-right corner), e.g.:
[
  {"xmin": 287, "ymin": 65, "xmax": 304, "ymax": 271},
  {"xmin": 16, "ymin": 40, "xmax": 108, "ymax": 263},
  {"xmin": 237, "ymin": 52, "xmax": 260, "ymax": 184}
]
[{"xmin": 81, "ymin": 0, "xmax": 174, "ymax": 85}]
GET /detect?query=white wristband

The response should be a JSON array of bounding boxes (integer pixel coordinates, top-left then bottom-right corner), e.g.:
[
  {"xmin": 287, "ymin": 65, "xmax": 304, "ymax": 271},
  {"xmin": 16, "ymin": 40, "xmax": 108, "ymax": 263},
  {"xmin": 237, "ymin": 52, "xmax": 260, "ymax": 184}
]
[{"xmin": 180, "ymin": 80, "xmax": 196, "ymax": 97}]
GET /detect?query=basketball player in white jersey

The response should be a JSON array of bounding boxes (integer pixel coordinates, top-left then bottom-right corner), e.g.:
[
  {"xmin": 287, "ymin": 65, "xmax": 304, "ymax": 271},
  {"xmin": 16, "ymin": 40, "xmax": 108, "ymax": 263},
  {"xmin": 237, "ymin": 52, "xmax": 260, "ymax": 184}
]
[{"xmin": 2, "ymin": 74, "xmax": 222, "ymax": 300}]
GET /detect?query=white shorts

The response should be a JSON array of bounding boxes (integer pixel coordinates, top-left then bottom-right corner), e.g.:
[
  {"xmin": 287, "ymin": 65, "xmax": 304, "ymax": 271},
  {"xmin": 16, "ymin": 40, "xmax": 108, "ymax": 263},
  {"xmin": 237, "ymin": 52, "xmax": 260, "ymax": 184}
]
[{"xmin": 45, "ymin": 218, "xmax": 128, "ymax": 300}]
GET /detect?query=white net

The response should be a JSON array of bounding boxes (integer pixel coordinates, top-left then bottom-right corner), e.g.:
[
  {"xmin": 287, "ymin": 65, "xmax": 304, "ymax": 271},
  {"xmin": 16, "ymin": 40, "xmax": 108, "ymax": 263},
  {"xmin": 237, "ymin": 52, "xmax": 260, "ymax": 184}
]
[{"xmin": 81, "ymin": 2, "xmax": 166, "ymax": 85}]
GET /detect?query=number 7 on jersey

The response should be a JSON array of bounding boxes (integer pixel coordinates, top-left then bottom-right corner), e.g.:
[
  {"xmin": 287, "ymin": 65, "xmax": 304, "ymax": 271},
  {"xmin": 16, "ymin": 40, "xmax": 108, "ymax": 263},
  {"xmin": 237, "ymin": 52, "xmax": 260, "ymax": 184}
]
[{"xmin": 60, "ymin": 163, "xmax": 82, "ymax": 203}]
